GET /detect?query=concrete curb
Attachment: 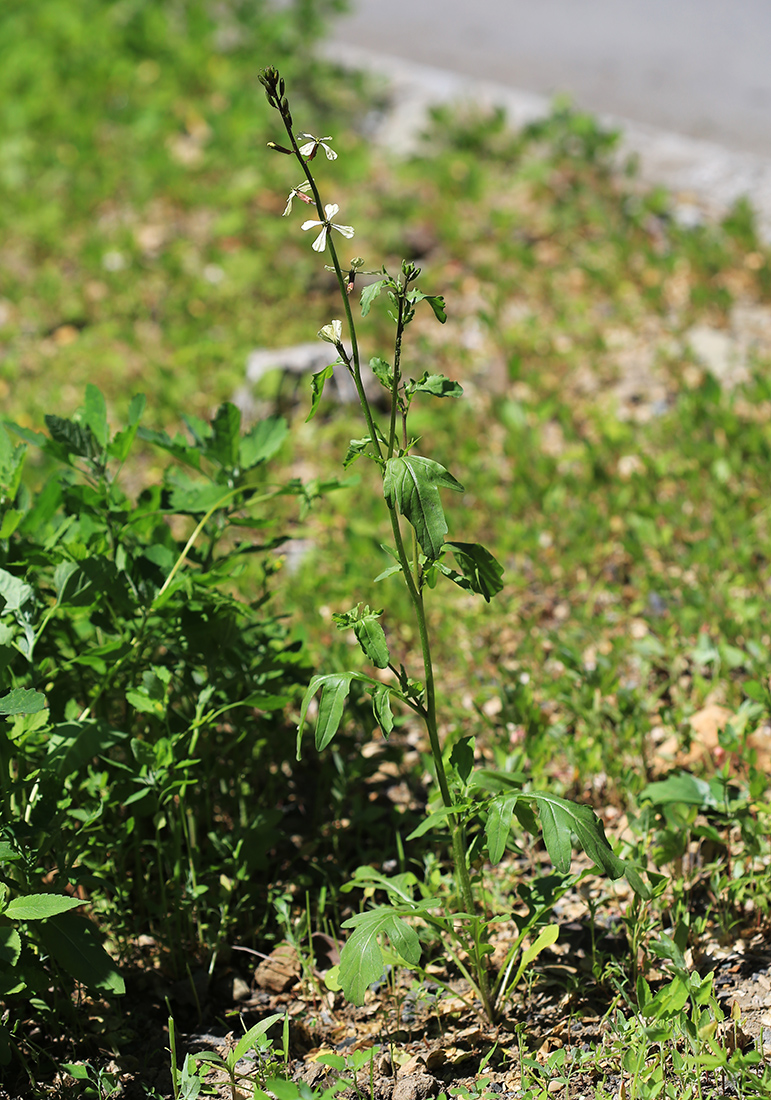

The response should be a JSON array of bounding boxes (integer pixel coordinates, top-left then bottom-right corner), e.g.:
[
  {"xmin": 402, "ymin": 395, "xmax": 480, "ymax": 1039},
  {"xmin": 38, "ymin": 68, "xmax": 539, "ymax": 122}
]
[{"xmin": 324, "ymin": 43, "xmax": 771, "ymax": 240}]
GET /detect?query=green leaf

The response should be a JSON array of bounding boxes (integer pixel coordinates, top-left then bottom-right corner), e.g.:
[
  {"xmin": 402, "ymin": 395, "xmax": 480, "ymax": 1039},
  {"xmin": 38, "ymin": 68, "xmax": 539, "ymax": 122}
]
[
  {"xmin": 54, "ymin": 557, "xmax": 128, "ymax": 610},
  {"xmin": 423, "ymin": 295, "xmax": 446, "ymax": 323},
  {"xmin": 126, "ymin": 689, "xmax": 165, "ymax": 715},
  {"xmin": 306, "ymin": 365, "xmax": 336, "ymax": 422},
  {"xmin": 240, "ymin": 414, "xmax": 288, "ymax": 467},
  {"xmin": 449, "ymin": 737, "xmax": 474, "ymax": 783},
  {"xmin": 109, "ymin": 393, "xmax": 146, "ymax": 464},
  {"xmin": 0, "ymin": 509, "xmax": 22, "ymax": 539},
  {"xmin": 408, "ymin": 292, "xmax": 447, "ymax": 323},
  {"xmin": 638, "ymin": 772, "xmax": 718, "ymax": 810},
  {"xmin": 137, "ymin": 427, "xmax": 202, "ymax": 471},
  {"xmin": 443, "ymin": 542, "xmax": 504, "ymax": 602},
  {"xmin": 0, "ymin": 424, "xmax": 27, "ymax": 502},
  {"xmin": 298, "ymin": 673, "xmax": 359, "ymax": 757},
  {"xmin": 369, "ymin": 357, "xmax": 393, "ymax": 389},
  {"xmin": 405, "ymin": 805, "xmax": 464, "ymax": 840},
  {"xmin": 338, "ymin": 909, "xmax": 391, "ymax": 1004},
  {"xmin": 46, "ymin": 720, "xmax": 128, "ymax": 778},
  {"xmin": 338, "ymin": 908, "xmax": 421, "ymax": 1005},
  {"xmin": 0, "ymin": 567, "xmax": 34, "ymax": 612},
  {"xmin": 5, "ymin": 894, "xmax": 82, "ymax": 920},
  {"xmin": 360, "ymin": 278, "xmax": 388, "ymax": 317},
  {"xmin": 411, "ymin": 372, "xmax": 462, "ymax": 399},
  {"xmin": 384, "ymin": 914, "xmax": 421, "ymax": 966},
  {"xmin": 641, "ymin": 974, "xmax": 691, "ymax": 1019},
  {"xmin": 315, "ymin": 674, "xmax": 355, "ymax": 751},
  {"xmin": 383, "ymin": 456, "xmax": 464, "ymax": 560},
  {"xmin": 343, "ymin": 436, "xmax": 374, "ymax": 468},
  {"xmin": 233, "ymin": 1014, "xmax": 284, "ymax": 1061},
  {"xmin": 36, "ymin": 912, "xmax": 125, "ymax": 995},
  {"xmin": 84, "ymin": 384, "xmax": 108, "ymax": 448},
  {"xmin": 623, "ymin": 861, "xmax": 652, "ymax": 900},
  {"xmin": 62, "ymin": 1064, "xmax": 91, "ymax": 1081},
  {"xmin": 530, "ymin": 793, "xmax": 625, "ymax": 878},
  {"xmin": 371, "ymin": 685, "xmax": 395, "ymax": 736},
  {"xmin": 45, "ymin": 415, "xmax": 97, "ymax": 461},
  {"xmin": 209, "ymin": 402, "xmax": 241, "ymax": 468},
  {"xmin": 506, "ymin": 924, "xmax": 560, "ymax": 995},
  {"xmin": 0, "ymin": 688, "xmax": 46, "ymax": 717},
  {"xmin": 0, "ymin": 927, "xmax": 21, "ymax": 967},
  {"xmin": 373, "ymin": 563, "xmax": 402, "ymax": 582},
  {"xmin": 486, "ymin": 793, "xmax": 519, "ymax": 865},
  {"xmin": 353, "ymin": 617, "xmax": 389, "ymax": 668},
  {"xmin": 744, "ymin": 679, "xmax": 768, "ymax": 704},
  {"xmin": 167, "ymin": 478, "xmax": 231, "ymax": 515}
]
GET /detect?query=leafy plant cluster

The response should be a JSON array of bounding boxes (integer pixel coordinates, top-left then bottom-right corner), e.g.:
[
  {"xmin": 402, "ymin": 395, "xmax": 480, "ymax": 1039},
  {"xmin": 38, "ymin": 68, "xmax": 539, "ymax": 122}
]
[{"xmin": 0, "ymin": 386, "xmax": 315, "ymax": 1062}]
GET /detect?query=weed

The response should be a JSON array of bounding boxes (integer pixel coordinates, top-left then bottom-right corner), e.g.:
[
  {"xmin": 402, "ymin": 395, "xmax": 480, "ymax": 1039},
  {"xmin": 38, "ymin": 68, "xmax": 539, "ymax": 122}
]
[
  {"xmin": 0, "ymin": 388, "xmax": 313, "ymax": 1058},
  {"xmin": 258, "ymin": 67, "xmax": 651, "ymax": 1024}
]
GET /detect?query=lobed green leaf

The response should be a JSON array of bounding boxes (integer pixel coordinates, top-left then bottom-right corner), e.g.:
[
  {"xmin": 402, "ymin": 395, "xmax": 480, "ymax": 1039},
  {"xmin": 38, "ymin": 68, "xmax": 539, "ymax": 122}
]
[
  {"xmin": 306, "ymin": 365, "xmax": 335, "ymax": 422},
  {"xmin": 360, "ymin": 278, "xmax": 388, "ymax": 317},
  {"xmin": 442, "ymin": 541, "xmax": 504, "ymax": 601},
  {"xmin": 530, "ymin": 792, "xmax": 625, "ymax": 878},
  {"xmin": 411, "ymin": 372, "xmax": 462, "ymax": 399},
  {"xmin": 383, "ymin": 455, "xmax": 463, "ymax": 560}
]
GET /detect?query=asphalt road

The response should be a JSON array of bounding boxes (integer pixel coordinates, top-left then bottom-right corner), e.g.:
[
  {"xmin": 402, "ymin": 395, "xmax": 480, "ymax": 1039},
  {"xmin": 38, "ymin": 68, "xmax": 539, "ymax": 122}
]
[{"xmin": 332, "ymin": 0, "xmax": 771, "ymax": 158}]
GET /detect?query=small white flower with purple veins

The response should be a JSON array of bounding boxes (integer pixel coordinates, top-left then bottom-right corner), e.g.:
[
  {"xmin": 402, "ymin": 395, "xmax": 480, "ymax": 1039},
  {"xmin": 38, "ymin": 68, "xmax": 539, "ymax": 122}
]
[
  {"xmin": 301, "ymin": 204, "xmax": 354, "ymax": 253},
  {"xmin": 298, "ymin": 133, "xmax": 338, "ymax": 161},
  {"xmin": 282, "ymin": 180, "xmax": 313, "ymax": 216}
]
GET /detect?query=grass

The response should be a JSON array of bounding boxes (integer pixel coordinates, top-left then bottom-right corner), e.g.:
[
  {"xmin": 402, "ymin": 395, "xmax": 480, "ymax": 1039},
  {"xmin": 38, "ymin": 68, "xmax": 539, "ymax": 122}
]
[{"xmin": 2, "ymin": 4, "xmax": 771, "ymax": 1096}]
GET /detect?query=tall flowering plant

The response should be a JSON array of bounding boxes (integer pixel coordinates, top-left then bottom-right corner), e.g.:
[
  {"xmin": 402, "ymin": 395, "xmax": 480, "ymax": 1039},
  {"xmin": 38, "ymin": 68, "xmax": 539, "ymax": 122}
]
[{"xmin": 258, "ymin": 67, "xmax": 645, "ymax": 1022}]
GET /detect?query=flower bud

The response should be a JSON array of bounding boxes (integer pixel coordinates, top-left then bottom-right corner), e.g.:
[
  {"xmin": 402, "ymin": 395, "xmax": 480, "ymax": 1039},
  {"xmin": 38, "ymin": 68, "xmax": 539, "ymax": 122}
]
[{"xmin": 318, "ymin": 320, "xmax": 343, "ymax": 344}]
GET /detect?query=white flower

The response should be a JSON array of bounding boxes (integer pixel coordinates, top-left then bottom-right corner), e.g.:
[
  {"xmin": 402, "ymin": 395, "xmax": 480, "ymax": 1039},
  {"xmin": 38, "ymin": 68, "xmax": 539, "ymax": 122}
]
[
  {"xmin": 282, "ymin": 180, "xmax": 313, "ymax": 216},
  {"xmin": 318, "ymin": 319, "xmax": 343, "ymax": 344},
  {"xmin": 301, "ymin": 204, "xmax": 355, "ymax": 253},
  {"xmin": 298, "ymin": 133, "xmax": 337, "ymax": 160}
]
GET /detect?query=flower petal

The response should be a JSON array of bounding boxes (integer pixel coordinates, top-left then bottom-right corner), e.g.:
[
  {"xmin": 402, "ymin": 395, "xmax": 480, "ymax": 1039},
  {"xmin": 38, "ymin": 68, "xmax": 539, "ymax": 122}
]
[
  {"xmin": 324, "ymin": 203, "xmax": 340, "ymax": 219},
  {"xmin": 311, "ymin": 225, "xmax": 328, "ymax": 252},
  {"xmin": 301, "ymin": 218, "xmax": 322, "ymax": 231},
  {"xmin": 332, "ymin": 223, "xmax": 355, "ymax": 239},
  {"xmin": 298, "ymin": 141, "xmax": 315, "ymax": 157}
]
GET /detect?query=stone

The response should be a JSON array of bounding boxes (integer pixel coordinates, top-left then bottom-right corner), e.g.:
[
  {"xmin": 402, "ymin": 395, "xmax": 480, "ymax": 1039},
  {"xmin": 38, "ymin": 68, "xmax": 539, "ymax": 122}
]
[
  {"xmin": 392, "ymin": 1073, "xmax": 438, "ymax": 1100},
  {"xmin": 254, "ymin": 943, "xmax": 300, "ymax": 992}
]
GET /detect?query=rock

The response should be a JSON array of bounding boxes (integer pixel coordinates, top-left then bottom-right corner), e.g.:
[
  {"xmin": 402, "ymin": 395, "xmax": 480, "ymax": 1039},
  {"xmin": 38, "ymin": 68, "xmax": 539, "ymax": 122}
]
[
  {"xmin": 297, "ymin": 1063, "xmax": 331, "ymax": 1088},
  {"xmin": 397, "ymin": 1055, "xmax": 426, "ymax": 1077},
  {"xmin": 392, "ymin": 1072, "xmax": 438, "ymax": 1100},
  {"xmin": 254, "ymin": 943, "xmax": 300, "ymax": 992}
]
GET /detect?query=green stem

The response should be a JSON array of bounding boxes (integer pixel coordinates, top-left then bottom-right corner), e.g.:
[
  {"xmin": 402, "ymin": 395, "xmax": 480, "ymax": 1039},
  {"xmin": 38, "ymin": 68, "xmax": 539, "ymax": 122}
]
[
  {"xmin": 153, "ymin": 488, "xmax": 272, "ymax": 605},
  {"xmin": 387, "ymin": 294, "xmax": 406, "ymax": 459}
]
